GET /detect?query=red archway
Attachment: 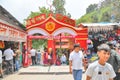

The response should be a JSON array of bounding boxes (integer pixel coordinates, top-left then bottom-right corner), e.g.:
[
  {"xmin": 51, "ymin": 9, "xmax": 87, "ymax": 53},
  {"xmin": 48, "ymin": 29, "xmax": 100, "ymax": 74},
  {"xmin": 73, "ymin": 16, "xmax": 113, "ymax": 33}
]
[{"xmin": 25, "ymin": 14, "xmax": 88, "ymax": 66}]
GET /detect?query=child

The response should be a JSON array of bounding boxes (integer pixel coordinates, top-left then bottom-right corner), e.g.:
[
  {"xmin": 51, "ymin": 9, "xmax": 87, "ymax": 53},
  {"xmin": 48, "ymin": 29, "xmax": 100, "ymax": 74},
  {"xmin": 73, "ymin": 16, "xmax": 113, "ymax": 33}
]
[{"xmin": 86, "ymin": 44, "xmax": 116, "ymax": 80}]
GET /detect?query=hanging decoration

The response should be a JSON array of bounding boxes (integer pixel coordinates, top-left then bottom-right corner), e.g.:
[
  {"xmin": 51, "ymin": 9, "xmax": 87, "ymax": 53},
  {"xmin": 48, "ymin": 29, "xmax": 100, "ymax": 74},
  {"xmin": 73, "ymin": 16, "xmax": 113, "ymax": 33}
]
[{"xmin": 0, "ymin": 41, "xmax": 5, "ymax": 48}]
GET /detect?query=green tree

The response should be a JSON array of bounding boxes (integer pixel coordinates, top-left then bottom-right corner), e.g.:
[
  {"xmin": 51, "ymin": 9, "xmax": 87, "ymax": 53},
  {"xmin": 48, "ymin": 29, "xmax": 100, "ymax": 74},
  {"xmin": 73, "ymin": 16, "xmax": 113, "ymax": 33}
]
[
  {"xmin": 101, "ymin": 12, "xmax": 110, "ymax": 22},
  {"xmin": 86, "ymin": 4, "xmax": 97, "ymax": 14},
  {"xmin": 111, "ymin": 0, "xmax": 120, "ymax": 22},
  {"xmin": 32, "ymin": 39, "xmax": 47, "ymax": 50},
  {"xmin": 27, "ymin": 11, "xmax": 40, "ymax": 19},
  {"xmin": 26, "ymin": 7, "xmax": 50, "ymax": 19},
  {"xmin": 66, "ymin": 13, "xmax": 71, "ymax": 18},
  {"xmin": 39, "ymin": 7, "xmax": 51, "ymax": 17},
  {"xmin": 53, "ymin": 0, "xmax": 67, "ymax": 15},
  {"xmin": 91, "ymin": 14, "xmax": 98, "ymax": 23}
]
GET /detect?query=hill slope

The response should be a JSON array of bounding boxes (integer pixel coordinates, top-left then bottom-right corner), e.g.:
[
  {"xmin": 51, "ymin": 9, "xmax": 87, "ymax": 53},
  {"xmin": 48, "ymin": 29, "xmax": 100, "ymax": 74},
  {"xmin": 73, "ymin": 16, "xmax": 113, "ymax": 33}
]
[{"xmin": 76, "ymin": 0, "xmax": 120, "ymax": 24}]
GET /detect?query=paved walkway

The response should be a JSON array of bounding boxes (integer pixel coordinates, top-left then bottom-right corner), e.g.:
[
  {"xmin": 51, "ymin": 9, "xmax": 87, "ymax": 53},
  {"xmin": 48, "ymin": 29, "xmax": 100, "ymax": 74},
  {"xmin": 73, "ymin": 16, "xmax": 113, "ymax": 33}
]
[{"xmin": 2, "ymin": 65, "xmax": 86, "ymax": 80}]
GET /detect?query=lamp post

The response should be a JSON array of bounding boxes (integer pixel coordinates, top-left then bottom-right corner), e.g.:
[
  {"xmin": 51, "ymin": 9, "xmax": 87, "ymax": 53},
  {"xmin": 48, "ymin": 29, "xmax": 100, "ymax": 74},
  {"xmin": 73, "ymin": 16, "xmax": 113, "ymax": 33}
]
[{"xmin": 59, "ymin": 33, "xmax": 62, "ymax": 54}]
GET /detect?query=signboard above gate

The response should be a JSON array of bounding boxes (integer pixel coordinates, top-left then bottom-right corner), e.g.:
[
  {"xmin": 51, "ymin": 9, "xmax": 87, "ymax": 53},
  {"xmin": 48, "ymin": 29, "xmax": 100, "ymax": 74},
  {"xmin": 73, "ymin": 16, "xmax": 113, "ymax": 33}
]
[
  {"xmin": 26, "ymin": 14, "xmax": 46, "ymax": 27},
  {"xmin": 26, "ymin": 13, "xmax": 75, "ymax": 28},
  {"xmin": 55, "ymin": 14, "xmax": 75, "ymax": 26}
]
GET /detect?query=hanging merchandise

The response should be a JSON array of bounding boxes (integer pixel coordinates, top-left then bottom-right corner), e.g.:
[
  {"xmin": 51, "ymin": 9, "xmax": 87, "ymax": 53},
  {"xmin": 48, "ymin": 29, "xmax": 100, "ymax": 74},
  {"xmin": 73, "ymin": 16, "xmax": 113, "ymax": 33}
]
[{"xmin": 0, "ymin": 41, "xmax": 5, "ymax": 48}]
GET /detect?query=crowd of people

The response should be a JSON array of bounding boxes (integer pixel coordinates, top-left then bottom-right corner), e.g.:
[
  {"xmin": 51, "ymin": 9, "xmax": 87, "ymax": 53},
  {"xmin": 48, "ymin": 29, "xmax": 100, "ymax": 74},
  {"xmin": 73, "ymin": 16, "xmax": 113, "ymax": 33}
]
[
  {"xmin": 29, "ymin": 47, "xmax": 67, "ymax": 66},
  {"xmin": 0, "ymin": 44, "xmax": 22, "ymax": 78},
  {"xmin": 87, "ymin": 30, "xmax": 120, "ymax": 57}
]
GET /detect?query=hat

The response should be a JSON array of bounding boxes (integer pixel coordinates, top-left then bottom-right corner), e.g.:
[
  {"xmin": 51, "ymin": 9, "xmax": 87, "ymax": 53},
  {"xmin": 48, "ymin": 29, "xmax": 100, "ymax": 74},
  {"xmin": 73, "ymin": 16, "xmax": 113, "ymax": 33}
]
[
  {"xmin": 97, "ymin": 44, "xmax": 110, "ymax": 52},
  {"xmin": 74, "ymin": 44, "xmax": 80, "ymax": 48}
]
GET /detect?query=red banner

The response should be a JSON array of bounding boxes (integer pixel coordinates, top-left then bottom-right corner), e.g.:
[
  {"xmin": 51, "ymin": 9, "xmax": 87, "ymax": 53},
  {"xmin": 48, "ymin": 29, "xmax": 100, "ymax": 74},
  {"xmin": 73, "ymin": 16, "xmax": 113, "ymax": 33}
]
[
  {"xmin": 55, "ymin": 14, "xmax": 75, "ymax": 26},
  {"xmin": 26, "ymin": 14, "xmax": 46, "ymax": 27}
]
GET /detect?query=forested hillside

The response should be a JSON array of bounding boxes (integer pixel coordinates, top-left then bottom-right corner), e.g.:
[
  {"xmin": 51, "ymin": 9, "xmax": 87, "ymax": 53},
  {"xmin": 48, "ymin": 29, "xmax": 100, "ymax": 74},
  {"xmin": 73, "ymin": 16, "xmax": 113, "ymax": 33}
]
[{"xmin": 76, "ymin": 0, "xmax": 120, "ymax": 24}]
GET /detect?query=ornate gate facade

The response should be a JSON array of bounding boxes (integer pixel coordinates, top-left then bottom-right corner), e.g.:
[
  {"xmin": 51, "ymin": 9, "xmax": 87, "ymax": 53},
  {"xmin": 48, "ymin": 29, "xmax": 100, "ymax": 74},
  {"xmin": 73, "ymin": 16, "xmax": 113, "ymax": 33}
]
[{"xmin": 25, "ymin": 14, "xmax": 88, "ymax": 66}]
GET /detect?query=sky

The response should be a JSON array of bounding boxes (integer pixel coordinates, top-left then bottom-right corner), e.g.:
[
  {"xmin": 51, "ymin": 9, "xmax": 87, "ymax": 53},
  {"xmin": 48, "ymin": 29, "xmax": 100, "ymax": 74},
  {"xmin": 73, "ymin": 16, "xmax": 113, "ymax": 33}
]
[{"xmin": 0, "ymin": 0, "xmax": 101, "ymax": 23}]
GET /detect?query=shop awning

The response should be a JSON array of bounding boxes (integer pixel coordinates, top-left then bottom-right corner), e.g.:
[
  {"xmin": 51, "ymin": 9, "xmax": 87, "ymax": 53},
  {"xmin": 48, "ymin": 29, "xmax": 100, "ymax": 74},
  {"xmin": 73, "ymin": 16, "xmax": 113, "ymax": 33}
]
[{"xmin": 0, "ymin": 20, "xmax": 27, "ymax": 42}]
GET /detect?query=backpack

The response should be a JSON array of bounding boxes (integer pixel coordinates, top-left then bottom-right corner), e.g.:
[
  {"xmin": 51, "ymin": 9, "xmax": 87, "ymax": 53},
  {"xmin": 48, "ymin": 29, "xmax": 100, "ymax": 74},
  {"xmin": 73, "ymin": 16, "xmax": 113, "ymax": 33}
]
[{"xmin": 108, "ymin": 49, "xmax": 120, "ymax": 72}]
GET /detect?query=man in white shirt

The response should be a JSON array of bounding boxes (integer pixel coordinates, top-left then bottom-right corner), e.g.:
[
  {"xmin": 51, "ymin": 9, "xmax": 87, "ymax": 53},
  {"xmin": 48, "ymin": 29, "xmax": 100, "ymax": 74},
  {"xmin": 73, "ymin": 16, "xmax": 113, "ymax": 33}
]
[
  {"xmin": 0, "ymin": 50, "xmax": 3, "ymax": 78},
  {"xmin": 3, "ymin": 47, "xmax": 15, "ymax": 73},
  {"xmin": 4, "ymin": 47, "xmax": 14, "ymax": 61},
  {"xmin": 69, "ymin": 44, "xmax": 84, "ymax": 80},
  {"xmin": 30, "ymin": 48, "xmax": 36, "ymax": 65},
  {"xmin": 0, "ymin": 50, "xmax": 2, "ymax": 65},
  {"xmin": 60, "ymin": 54, "xmax": 67, "ymax": 64},
  {"xmin": 86, "ymin": 44, "xmax": 116, "ymax": 80}
]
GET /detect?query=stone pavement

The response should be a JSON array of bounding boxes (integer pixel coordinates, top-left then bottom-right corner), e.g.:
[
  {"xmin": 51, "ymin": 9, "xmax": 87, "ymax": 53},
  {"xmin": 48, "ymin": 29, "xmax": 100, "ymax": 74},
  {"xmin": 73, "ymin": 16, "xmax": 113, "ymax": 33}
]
[{"xmin": 2, "ymin": 65, "xmax": 86, "ymax": 80}]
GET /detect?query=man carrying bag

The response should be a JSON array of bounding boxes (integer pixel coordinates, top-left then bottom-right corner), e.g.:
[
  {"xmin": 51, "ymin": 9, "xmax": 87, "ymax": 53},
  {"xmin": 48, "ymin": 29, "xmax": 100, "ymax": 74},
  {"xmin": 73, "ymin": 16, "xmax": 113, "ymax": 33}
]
[{"xmin": 107, "ymin": 43, "xmax": 120, "ymax": 80}]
